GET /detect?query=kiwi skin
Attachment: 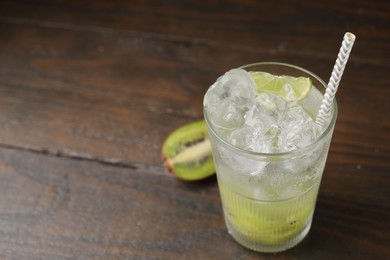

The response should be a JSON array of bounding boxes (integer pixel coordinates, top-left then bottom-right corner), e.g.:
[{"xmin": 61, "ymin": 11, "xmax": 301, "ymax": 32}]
[{"xmin": 162, "ymin": 120, "xmax": 215, "ymax": 181}]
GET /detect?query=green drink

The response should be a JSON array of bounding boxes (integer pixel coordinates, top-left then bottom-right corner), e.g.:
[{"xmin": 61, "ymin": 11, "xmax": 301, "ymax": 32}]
[
  {"xmin": 203, "ymin": 63, "xmax": 337, "ymax": 252},
  {"xmin": 219, "ymin": 179, "xmax": 317, "ymax": 247}
]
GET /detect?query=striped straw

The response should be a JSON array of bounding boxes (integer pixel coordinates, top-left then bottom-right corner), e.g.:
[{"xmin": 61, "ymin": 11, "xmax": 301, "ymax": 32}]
[{"xmin": 316, "ymin": 32, "xmax": 356, "ymax": 127}]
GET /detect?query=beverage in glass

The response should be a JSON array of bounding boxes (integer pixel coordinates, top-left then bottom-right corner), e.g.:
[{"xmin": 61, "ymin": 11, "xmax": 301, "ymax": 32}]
[{"xmin": 203, "ymin": 62, "xmax": 337, "ymax": 252}]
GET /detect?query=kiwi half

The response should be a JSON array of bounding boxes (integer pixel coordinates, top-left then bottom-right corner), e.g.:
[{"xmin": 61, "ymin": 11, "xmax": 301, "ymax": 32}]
[{"xmin": 162, "ymin": 120, "xmax": 215, "ymax": 181}]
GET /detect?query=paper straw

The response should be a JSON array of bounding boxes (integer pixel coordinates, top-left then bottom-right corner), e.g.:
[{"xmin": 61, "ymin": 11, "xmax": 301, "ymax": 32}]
[{"xmin": 316, "ymin": 32, "xmax": 356, "ymax": 127}]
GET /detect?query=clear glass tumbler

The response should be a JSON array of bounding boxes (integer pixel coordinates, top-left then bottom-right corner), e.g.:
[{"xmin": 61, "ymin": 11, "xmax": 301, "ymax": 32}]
[{"xmin": 204, "ymin": 62, "xmax": 337, "ymax": 253}]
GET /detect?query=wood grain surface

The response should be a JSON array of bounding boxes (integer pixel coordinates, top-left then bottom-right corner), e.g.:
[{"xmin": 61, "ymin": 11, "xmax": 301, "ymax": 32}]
[{"xmin": 0, "ymin": 0, "xmax": 389, "ymax": 259}]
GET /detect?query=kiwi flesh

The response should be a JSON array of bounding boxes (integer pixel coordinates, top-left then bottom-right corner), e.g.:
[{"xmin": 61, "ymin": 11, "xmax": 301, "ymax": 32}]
[{"xmin": 162, "ymin": 120, "xmax": 215, "ymax": 181}]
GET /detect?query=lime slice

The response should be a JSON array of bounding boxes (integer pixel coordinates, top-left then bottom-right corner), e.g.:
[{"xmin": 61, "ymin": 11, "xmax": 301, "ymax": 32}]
[{"xmin": 250, "ymin": 71, "xmax": 312, "ymax": 101}]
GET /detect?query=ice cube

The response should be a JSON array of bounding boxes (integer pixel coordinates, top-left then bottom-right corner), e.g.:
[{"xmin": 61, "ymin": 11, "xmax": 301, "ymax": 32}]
[
  {"xmin": 204, "ymin": 80, "xmax": 224, "ymax": 114},
  {"xmin": 203, "ymin": 92, "xmax": 220, "ymax": 117},
  {"xmin": 281, "ymin": 83, "xmax": 297, "ymax": 103},
  {"xmin": 231, "ymin": 125, "xmax": 280, "ymax": 153},
  {"xmin": 209, "ymin": 99, "xmax": 244, "ymax": 130},
  {"xmin": 280, "ymin": 105, "xmax": 318, "ymax": 151},
  {"xmin": 205, "ymin": 68, "xmax": 321, "ymax": 154},
  {"xmin": 227, "ymin": 126, "xmax": 256, "ymax": 150},
  {"xmin": 206, "ymin": 68, "xmax": 257, "ymax": 131},
  {"xmin": 244, "ymin": 103, "xmax": 274, "ymax": 127},
  {"xmin": 258, "ymin": 92, "xmax": 287, "ymax": 120},
  {"xmin": 215, "ymin": 144, "xmax": 268, "ymax": 176},
  {"xmin": 251, "ymin": 124, "xmax": 284, "ymax": 153},
  {"xmin": 219, "ymin": 69, "xmax": 256, "ymax": 109},
  {"xmin": 244, "ymin": 92, "xmax": 286, "ymax": 127}
]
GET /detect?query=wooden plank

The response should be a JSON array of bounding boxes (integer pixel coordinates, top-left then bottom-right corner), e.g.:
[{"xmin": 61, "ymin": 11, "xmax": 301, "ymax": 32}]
[
  {"xmin": 0, "ymin": 147, "xmax": 388, "ymax": 259},
  {"xmin": 0, "ymin": 0, "xmax": 388, "ymax": 62},
  {"xmin": 0, "ymin": 147, "xmax": 224, "ymax": 259},
  {"xmin": 0, "ymin": 22, "xmax": 388, "ymax": 170}
]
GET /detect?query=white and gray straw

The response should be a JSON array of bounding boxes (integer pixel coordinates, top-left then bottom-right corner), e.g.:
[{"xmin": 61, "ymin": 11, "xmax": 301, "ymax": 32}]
[{"xmin": 316, "ymin": 32, "xmax": 356, "ymax": 127}]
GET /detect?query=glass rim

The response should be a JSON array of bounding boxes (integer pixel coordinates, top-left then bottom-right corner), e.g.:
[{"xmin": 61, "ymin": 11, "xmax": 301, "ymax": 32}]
[{"xmin": 203, "ymin": 62, "xmax": 338, "ymax": 160}]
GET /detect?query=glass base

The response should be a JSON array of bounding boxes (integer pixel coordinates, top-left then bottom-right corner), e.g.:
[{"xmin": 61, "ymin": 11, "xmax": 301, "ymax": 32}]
[{"xmin": 226, "ymin": 218, "xmax": 312, "ymax": 253}]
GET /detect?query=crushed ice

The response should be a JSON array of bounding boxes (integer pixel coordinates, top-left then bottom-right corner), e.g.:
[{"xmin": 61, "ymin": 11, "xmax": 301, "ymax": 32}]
[{"xmin": 205, "ymin": 68, "xmax": 320, "ymax": 153}]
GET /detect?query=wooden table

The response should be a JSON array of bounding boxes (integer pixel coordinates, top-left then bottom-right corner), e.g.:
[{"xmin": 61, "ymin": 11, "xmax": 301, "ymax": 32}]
[{"xmin": 0, "ymin": 1, "xmax": 389, "ymax": 259}]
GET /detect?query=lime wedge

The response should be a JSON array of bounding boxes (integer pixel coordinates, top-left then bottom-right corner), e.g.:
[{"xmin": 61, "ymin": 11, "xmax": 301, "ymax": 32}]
[{"xmin": 250, "ymin": 71, "xmax": 312, "ymax": 101}]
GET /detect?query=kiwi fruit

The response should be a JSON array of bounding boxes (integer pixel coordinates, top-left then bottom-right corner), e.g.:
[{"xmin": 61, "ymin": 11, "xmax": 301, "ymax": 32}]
[
  {"xmin": 219, "ymin": 180, "xmax": 314, "ymax": 245},
  {"xmin": 230, "ymin": 203, "xmax": 312, "ymax": 245},
  {"xmin": 162, "ymin": 120, "xmax": 215, "ymax": 181}
]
